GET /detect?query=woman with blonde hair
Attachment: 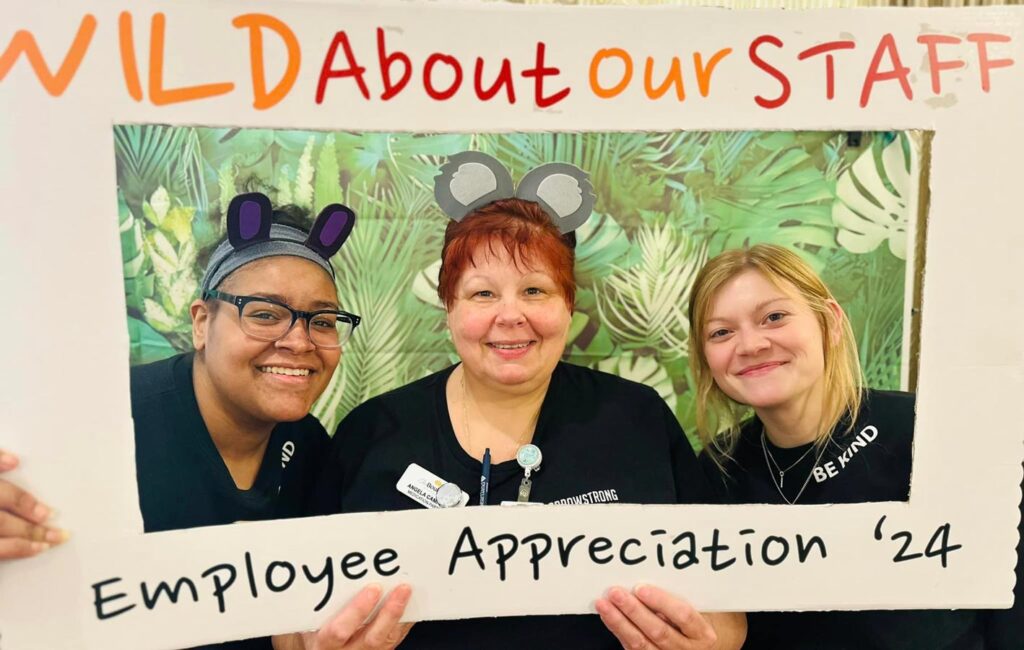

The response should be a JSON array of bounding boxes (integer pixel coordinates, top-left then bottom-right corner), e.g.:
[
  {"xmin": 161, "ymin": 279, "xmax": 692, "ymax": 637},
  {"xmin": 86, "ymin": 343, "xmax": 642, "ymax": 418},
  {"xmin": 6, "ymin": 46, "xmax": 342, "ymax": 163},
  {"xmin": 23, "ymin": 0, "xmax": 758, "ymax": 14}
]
[
  {"xmin": 689, "ymin": 244, "xmax": 871, "ymax": 496},
  {"xmin": 688, "ymin": 243, "xmax": 997, "ymax": 648}
]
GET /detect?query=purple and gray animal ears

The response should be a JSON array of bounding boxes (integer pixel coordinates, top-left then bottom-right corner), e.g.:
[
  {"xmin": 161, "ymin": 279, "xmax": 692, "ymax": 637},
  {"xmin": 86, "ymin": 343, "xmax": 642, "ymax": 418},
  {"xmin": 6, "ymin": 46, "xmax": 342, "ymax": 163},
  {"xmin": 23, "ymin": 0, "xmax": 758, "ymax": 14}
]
[
  {"xmin": 201, "ymin": 192, "xmax": 357, "ymax": 293},
  {"xmin": 227, "ymin": 192, "xmax": 355, "ymax": 259},
  {"xmin": 433, "ymin": 151, "xmax": 595, "ymax": 235}
]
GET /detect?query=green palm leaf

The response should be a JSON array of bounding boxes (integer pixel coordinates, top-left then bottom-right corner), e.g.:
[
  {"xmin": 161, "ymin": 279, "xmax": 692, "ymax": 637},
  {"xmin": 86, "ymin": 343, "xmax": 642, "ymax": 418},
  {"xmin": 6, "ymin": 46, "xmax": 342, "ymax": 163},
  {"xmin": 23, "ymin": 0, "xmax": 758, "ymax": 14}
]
[
  {"xmin": 823, "ymin": 247, "xmax": 906, "ymax": 390},
  {"xmin": 115, "ymin": 125, "xmax": 913, "ymax": 437},
  {"xmin": 594, "ymin": 223, "xmax": 705, "ymax": 359},
  {"xmin": 115, "ymin": 125, "xmax": 208, "ymax": 221},
  {"xmin": 336, "ymin": 132, "xmax": 473, "ymax": 191},
  {"xmin": 689, "ymin": 137, "xmax": 836, "ymax": 267},
  {"xmin": 574, "ymin": 211, "xmax": 635, "ymax": 285},
  {"xmin": 311, "ymin": 187, "xmax": 451, "ymax": 431}
]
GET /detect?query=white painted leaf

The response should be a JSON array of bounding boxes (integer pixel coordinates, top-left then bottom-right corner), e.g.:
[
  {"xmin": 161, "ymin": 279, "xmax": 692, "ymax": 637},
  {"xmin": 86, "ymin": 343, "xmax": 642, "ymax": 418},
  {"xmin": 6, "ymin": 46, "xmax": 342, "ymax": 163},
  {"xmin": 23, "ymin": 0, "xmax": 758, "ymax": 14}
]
[
  {"xmin": 143, "ymin": 297, "xmax": 177, "ymax": 332},
  {"xmin": 149, "ymin": 186, "xmax": 170, "ymax": 222},
  {"xmin": 832, "ymin": 137, "xmax": 913, "ymax": 260},
  {"xmin": 412, "ymin": 260, "xmax": 444, "ymax": 310},
  {"xmin": 147, "ymin": 230, "xmax": 179, "ymax": 277},
  {"xmin": 166, "ymin": 272, "xmax": 198, "ymax": 316}
]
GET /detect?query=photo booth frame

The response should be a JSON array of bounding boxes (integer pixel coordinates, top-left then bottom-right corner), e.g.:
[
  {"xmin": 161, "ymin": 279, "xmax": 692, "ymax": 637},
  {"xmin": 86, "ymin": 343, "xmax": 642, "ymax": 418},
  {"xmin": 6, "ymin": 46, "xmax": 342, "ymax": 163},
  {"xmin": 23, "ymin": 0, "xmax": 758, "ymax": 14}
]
[{"xmin": 0, "ymin": 1, "xmax": 1021, "ymax": 648}]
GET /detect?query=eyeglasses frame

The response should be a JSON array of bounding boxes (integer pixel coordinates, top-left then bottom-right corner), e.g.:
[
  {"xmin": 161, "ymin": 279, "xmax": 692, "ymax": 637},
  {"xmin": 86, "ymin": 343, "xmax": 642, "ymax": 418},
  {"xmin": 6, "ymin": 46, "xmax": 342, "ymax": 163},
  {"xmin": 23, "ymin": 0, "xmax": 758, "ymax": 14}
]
[{"xmin": 202, "ymin": 289, "xmax": 361, "ymax": 349}]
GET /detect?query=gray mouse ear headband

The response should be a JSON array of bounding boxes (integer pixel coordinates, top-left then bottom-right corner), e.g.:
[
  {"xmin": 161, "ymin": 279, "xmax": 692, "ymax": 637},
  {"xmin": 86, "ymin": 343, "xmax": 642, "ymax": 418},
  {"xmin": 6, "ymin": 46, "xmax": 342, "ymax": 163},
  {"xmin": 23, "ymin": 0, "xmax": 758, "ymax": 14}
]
[{"xmin": 433, "ymin": 151, "xmax": 595, "ymax": 234}]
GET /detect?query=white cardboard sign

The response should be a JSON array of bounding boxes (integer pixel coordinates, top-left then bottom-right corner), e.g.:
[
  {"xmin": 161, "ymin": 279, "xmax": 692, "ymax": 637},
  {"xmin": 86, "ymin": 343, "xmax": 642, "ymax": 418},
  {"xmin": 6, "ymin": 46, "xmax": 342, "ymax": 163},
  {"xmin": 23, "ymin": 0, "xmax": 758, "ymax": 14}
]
[{"xmin": 0, "ymin": 1, "xmax": 1022, "ymax": 648}]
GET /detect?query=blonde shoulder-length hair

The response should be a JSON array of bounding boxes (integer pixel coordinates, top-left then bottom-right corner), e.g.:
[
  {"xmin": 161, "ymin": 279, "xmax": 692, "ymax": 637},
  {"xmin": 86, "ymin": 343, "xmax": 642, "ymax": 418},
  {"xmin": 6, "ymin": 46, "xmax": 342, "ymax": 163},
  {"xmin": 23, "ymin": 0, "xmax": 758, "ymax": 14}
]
[{"xmin": 687, "ymin": 244, "xmax": 863, "ymax": 469}]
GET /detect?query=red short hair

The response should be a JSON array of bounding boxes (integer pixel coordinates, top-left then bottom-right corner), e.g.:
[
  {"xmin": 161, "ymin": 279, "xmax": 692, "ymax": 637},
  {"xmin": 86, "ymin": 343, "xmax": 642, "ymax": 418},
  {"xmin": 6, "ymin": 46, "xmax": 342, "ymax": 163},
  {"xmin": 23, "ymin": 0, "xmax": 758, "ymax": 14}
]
[{"xmin": 437, "ymin": 198, "xmax": 576, "ymax": 310}]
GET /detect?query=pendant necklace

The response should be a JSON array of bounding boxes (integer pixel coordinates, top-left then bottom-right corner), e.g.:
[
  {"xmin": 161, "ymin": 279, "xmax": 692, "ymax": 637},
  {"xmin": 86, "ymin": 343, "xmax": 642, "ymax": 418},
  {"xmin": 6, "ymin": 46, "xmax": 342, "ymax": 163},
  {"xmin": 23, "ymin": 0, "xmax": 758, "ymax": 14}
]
[
  {"xmin": 762, "ymin": 435, "xmax": 816, "ymax": 489},
  {"xmin": 760, "ymin": 430, "xmax": 828, "ymax": 505}
]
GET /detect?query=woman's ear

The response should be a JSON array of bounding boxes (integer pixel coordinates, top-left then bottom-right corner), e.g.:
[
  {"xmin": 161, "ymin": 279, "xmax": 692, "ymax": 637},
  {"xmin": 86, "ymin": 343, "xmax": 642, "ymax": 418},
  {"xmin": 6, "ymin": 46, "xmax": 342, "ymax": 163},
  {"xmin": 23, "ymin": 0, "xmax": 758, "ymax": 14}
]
[
  {"xmin": 191, "ymin": 299, "xmax": 210, "ymax": 351},
  {"xmin": 825, "ymin": 299, "xmax": 845, "ymax": 345}
]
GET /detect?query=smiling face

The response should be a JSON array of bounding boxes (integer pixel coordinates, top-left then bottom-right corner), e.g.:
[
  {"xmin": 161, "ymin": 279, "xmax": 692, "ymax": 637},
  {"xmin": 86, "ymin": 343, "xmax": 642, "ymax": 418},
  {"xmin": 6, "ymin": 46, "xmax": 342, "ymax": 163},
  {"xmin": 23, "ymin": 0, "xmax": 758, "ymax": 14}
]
[
  {"xmin": 447, "ymin": 243, "xmax": 572, "ymax": 394},
  {"xmin": 702, "ymin": 269, "xmax": 839, "ymax": 416},
  {"xmin": 191, "ymin": 256, "xmax": 342, "ymax": 431}
]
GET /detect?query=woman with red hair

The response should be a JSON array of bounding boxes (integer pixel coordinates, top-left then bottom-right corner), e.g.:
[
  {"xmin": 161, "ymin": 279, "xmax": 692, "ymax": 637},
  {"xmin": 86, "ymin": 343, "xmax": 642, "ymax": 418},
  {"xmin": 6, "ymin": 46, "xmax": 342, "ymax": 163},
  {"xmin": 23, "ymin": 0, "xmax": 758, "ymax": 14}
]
[{"xmin": 310, "ymin": 153, "xmax": 745, "ymax": 649}]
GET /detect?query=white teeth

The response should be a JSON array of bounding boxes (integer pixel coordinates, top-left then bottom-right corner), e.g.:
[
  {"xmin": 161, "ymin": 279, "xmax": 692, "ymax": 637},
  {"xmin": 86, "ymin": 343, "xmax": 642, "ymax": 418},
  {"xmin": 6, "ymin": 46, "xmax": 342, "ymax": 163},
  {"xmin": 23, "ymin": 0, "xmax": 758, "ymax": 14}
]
[
  {"xmin": 491, "ymin": 342, "xmax": 530, "ymax": 350},
  {"xmin": 261, "ymin": 366, "xmax": 311, "ymax": 377}
]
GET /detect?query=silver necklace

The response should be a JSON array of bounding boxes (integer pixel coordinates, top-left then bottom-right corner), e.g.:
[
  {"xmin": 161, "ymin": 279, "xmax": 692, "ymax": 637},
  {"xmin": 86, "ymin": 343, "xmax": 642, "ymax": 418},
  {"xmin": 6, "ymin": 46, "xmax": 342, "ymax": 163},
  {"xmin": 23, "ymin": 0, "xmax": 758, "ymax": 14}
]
[
  {"xmin": 761, "ymin": 435, "xmax": 816, "ymax": 488},
  {"xmin": 460, "ymin": 371, "xmax": 536, "ymax": 459},
  {"xmin": 760, "ymin": 431, "xmax": 828, "ymax": 505}
]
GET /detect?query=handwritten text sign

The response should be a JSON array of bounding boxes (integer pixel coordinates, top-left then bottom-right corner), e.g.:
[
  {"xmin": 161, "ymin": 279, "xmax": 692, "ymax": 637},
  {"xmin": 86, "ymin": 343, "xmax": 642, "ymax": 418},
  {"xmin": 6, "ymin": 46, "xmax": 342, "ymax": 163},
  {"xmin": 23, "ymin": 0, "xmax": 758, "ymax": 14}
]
[{"xmin": 0, "ymin": 1, "xmax": 1021, "ymax": 648}]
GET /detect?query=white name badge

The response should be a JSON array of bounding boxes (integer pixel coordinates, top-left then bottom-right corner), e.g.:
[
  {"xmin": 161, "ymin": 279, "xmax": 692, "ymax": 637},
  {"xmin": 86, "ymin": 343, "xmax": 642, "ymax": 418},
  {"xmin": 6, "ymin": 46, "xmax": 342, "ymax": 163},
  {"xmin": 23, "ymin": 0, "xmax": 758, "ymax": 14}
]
[{"xmin": 397, "ymin": 463, "xmax": 469, "ymax": 509}]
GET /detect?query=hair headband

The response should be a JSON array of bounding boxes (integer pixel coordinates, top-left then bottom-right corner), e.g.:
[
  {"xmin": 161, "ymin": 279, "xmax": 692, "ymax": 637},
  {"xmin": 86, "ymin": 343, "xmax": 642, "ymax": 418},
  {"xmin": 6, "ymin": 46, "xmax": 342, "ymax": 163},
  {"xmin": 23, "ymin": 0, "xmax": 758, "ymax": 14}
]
[
  {"xmin": 200, "ymin": 192, "xmax": 355, "ymax": 293},
  {"xmin": 433, "ymin": 151, "xmax": 595, "ymax": 234}
]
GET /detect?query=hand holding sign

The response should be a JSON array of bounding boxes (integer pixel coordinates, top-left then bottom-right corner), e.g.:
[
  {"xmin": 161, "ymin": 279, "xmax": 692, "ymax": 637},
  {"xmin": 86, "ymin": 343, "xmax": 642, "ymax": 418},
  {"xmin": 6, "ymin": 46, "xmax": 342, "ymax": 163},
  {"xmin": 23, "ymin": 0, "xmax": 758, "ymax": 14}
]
[
  {"xmin": 0, "ymin": 450, "xmax": 68, "ymax": 560},
  {"xmin": 273, "ymin": 584, "xmax": 413, "ymax": 650},
  {"xmin": 596, "ymin": 585, "xmax": 745, "ymax": 650}
]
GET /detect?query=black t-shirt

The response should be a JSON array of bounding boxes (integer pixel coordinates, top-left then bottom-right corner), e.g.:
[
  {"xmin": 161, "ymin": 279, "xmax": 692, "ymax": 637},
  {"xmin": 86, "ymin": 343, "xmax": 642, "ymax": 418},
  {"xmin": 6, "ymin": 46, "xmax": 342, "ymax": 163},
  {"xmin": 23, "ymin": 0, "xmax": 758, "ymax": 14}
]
[
  {"xmin": 700, "ymin": 390, "xmax": 1017, "ymax": 650},
  {"xmin": 985, "ymin": 464, "xmax": 1024, "ymax": 649},
  {"xmin": 311, "ymin": 362, "xmax": 713, "ymax": 649},
  {"xmin": 704, "ymin": 389, "xmax": 915, "ymax": 506},
  {"xmin": 131, "ymin": 352, "xmax": 330, "ymax": 650}
]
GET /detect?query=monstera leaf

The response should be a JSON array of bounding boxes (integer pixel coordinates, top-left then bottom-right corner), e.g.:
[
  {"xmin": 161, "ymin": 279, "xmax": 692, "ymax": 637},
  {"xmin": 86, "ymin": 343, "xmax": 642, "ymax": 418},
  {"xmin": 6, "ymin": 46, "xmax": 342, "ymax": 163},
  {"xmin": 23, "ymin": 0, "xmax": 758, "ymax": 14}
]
[
  {"xmin": 833, "ymin": 135, "xmax": 913, "ymax": 260},
  {"xmin": 821, "ymin": 247, "xmax": 906, "ymax": 393},
  {"xmin": 596, "ymin": 352, "xmax": 677, "ymax": 413}
]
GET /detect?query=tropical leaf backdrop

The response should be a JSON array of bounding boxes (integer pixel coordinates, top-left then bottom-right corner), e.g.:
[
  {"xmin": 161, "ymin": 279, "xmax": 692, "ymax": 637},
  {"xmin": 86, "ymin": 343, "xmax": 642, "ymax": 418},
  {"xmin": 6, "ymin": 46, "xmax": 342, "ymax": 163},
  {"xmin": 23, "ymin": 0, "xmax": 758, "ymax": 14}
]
[{"xmin": 114, "ymin": 126, "xmax": 920, "ymax": 446}]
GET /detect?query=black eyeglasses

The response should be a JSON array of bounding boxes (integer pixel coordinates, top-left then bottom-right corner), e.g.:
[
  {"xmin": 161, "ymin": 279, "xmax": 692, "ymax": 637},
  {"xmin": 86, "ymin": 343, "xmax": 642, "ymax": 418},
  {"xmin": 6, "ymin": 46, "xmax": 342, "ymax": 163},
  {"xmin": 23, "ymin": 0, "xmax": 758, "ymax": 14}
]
[{"xmin": 203, "ymin": 290, "xmax": 361, "ymax": 349}]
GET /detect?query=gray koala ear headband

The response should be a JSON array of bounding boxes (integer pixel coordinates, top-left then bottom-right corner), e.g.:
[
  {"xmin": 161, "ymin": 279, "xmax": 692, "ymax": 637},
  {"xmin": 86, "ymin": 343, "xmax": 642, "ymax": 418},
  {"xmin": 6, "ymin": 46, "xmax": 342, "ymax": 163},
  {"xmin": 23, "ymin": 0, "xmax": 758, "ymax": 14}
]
[
  {"xmin": 433, "ymin": 151, "xmax": 595, "ymax": 234},
  {"xmin": 200, "ymin": 192, "xmax": 356, "ymax": 294}
]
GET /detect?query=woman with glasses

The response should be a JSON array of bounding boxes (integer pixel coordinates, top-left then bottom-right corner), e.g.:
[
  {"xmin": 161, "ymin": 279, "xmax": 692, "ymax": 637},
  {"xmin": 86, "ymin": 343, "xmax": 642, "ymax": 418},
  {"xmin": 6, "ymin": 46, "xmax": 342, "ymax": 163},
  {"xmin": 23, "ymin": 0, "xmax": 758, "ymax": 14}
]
[
  {"xmin": 130, "ymin": 193, "xmax": 412, "ymax": 650},
  {"xmin": 3, "ymin": 192, "xmax": 411, "ymax": 649},
  {"xmin": 0, "ymin": 195, "xmax": 359, "ymax": 563},
  {"xmin": 132, "ymin": 192, "xmax": 359, "ymax": 535}
]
